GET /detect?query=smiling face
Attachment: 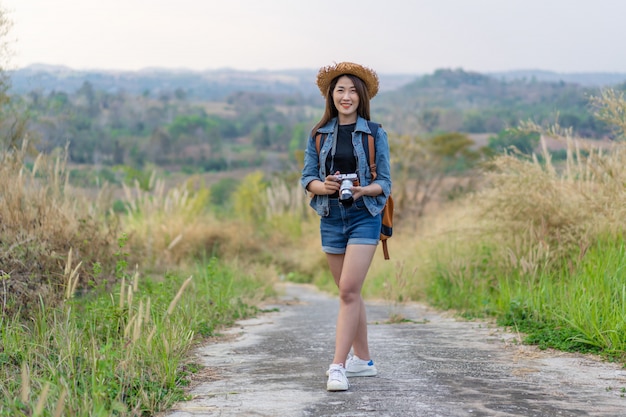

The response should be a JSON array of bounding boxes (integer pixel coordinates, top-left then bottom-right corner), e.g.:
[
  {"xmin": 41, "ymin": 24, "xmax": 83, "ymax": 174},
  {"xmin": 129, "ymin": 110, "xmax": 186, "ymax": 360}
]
[{"xmin": 332, "ymin": 75, "xmax": 360, "ymax": 124}]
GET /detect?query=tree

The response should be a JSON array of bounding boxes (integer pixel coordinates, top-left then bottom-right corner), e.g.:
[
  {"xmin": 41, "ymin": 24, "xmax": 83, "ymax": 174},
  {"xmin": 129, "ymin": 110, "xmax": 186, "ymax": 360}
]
[
  {"xmin": 253, "ymin": 122, "xmax": 271, "ymax": 149},
  {"xmin": 488, "ymin": 129, "xmax": 540, "ymax": 155},
  {"xmin": 417, "ymin": 108, "xmax": 441, "ymax": 132},
  {"xmin": 76, "ymin": 81, "xmax": 99, "ymax": 117},
  {"xmin": 391, "ymin": 132, "xmax": 487, "ymax": 218}
]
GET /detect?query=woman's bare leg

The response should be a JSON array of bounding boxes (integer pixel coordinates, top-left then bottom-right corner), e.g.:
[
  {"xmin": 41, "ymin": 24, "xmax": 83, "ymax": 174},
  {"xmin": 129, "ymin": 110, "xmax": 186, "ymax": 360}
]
[{"xmin": 326, "ymin": 244, "xmax": 376, "ymax": 365}]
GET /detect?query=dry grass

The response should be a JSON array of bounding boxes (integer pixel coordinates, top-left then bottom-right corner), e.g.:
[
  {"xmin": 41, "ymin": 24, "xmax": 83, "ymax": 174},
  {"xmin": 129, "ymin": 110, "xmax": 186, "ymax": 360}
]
[
  {"xmin": 121, "ymin": 177, "xmax": 270, "ymax": 271},
  {"xmin": 362, "ymin": 123, "xmax": 626, "ymax": 308},
  {"xmin": 0, "ymin": 142, "xmax": 118, "ymax": 315},
  {"xmin": 404, "ymin": 136, "xmax": 626, "ymax": 284},
  {"xmin": 0, "ymin": 141, "xmax": 283, "ymax": 317},
  {"xmin": 119, "ymin": 174, "xmax": 318, "ymax": 275},
  {"xmin": 471, "ymin": 135, "xmax": 626, "ymax": 272}
]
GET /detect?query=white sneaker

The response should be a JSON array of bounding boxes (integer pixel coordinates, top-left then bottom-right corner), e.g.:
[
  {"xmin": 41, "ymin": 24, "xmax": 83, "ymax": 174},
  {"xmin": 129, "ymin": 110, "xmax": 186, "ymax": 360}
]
[
  {"xmin": 345, "ymin": 355, "xmax": 377, "ymax": 377},
  {"xmin": 326, "ymin": 364, "xmax": 349, "ymax": 391}
]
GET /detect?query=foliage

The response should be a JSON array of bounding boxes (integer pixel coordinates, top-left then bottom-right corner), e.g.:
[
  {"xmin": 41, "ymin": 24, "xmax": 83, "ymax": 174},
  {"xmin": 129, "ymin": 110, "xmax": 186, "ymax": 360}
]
[
  {"xmin": 232, "ymin": 171, "xmax": 268, "ymax": 222},
  {"xmin": 121, "ymin": 177, "xmax": 218, "ymax": 269},
  {"xmin": 0, "ymin": 11, "xmax": 29, "ymax": 153},
  {"xmin": 69, "ymin": 166, "xmax": 120, "ymax": 187},
  {"xmin": 11, "ymin": 66, "xmax": 622, "ymax": 179},
  {"xmin": 0, "ymin": 135, "xmax": 303, "ymax": 417},
  {"xmin": 14, "ymin": 82, "xmax": 316, "ymax": 173},
  {"xmin": 494, "ymin": 238, "xmax": 626, "ymax": 355},
  {"xmin": 210, "ymin": 177, "xmax": 240, "ymax": 211},
  {"xmin": 166, "ymin": 113, "xmax": 223, "ymax": 157},
  {"xmin": 419, "ymin": 91, "xmax": 626, "ymax": 359},
  {"xmin": 375, "ymin": 68, "xmax": 612, "ymax": 138},
  {"xmin": 0, "ymin": 251, "xmax": 266, "ymax": 416},
  {"xmin": 488, "ymin": 129, "xmax": 540, "ymax": 155},
  {"xmin": 389, "ymin": 131, "xmax": 488, "ymax": 218}
]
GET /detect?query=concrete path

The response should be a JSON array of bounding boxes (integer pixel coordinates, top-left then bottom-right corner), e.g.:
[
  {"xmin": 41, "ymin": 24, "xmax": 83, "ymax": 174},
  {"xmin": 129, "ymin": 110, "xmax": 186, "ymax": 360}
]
[{"xmin": 163, "ymin": 283, "xmax": 626, "ymax": 417}]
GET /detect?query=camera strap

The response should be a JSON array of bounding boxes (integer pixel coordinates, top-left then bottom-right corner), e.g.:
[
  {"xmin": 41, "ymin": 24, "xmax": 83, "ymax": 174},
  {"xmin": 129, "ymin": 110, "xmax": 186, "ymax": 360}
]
[{"xmin": 329, "ymin": 123, "xmax": 339, "ymax": 173}]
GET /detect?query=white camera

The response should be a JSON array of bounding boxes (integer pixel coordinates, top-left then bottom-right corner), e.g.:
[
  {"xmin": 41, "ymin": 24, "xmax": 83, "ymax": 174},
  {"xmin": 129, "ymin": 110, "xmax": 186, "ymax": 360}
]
[{"xmin": 336, "ymin": 173, "xmax": 357, "ymax": 207}]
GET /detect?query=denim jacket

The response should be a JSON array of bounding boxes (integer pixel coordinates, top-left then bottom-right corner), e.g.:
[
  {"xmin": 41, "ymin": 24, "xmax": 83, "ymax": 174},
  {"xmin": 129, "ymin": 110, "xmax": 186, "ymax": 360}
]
[{"xmin": 300, "ymin": 116, "xmax": 392, "ymax": 217}]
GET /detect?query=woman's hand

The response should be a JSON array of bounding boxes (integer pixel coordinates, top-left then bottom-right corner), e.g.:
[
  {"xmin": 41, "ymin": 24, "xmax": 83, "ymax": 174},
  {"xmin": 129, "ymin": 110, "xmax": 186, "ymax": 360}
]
[
  {"xmin": 307, "ymin": 172, "xmax": 341, "ymax": 196},
  {"xmin": 350, "ymin": 185, "xmax": 365, "ymax": 200},
  {"xmin": 351, "ymin": 183, "xmax": 382, "ymax": 200},
  {"xmin": 323, "ymin": 172, "xmax": 341, "ymax": 195}
]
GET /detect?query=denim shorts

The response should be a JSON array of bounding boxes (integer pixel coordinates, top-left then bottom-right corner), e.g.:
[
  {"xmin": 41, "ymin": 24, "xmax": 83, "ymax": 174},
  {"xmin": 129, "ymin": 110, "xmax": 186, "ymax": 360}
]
[{"xmin": 320, "ymin": 198, "xmax": 381, "ymax": 254}]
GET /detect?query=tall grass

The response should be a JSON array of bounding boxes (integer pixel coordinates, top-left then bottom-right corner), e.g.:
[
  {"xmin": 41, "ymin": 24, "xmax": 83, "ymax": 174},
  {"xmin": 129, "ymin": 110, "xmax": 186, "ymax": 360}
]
[
  {"xmin": 0, "ymin": 248, "xmax": 266, "ymax": 416},
  {"xmin": 0, "ymin": 141, "xmax": 118, "ymax": 316},
  {"xmin": 495, "ymin": 238, "xmax": 626, "ymax": 354},
  {"xmin": 122, "ymin": 175, "xmax": 218, "ymax": 268},
  {"xmin": 421, "ymin": 127, "xmax": 626, "ymax": 359},
  {"xmin": 0, "ymin": 144, "xmax": 278, "ymax": 415},
  {"xmin": 233, "ymin": 172, "xmax": 327, "ymax": 282}
]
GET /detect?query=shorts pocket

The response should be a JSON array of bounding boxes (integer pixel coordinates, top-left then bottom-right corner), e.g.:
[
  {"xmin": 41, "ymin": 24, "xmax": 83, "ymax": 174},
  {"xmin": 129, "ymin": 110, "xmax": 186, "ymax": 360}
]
[{"xmin": 353, "ymin": 197, "xmax": 367, "ymax": 210}]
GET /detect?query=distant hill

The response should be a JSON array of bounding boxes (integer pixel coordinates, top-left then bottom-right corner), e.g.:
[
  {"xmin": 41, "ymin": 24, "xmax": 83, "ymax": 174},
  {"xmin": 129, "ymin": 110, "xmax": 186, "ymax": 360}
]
[
  {"xmin": 374, "ymin": 68, "xmax": 626, "ymax": 137},
  {"xmin": 7, "ymin": 64, "xmax": 417, "ymax": 100},
  {"xmin": 8, "ymin": 65, "xmax": 626, "ymax": 101},
  {"xmin": 8, "ymin": 65, "xmax": 626, "ymax": 138},
  {"xmin": 489, "ymin": 69, "xmax": 626, "ymax": 87}
]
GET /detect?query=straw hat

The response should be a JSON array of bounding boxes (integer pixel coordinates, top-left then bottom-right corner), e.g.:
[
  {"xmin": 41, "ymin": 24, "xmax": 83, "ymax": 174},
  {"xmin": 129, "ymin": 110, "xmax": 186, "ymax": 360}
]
[{"xmin": 316, "ymin": 62, "xmax": 379, "ymax": 99}]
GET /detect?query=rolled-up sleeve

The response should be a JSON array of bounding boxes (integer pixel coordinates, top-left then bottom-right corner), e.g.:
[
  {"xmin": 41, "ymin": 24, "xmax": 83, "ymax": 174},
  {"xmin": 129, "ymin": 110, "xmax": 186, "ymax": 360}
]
[{"xmin": 372, "ymin": 127, "xmax": 392, "ymax": 199}]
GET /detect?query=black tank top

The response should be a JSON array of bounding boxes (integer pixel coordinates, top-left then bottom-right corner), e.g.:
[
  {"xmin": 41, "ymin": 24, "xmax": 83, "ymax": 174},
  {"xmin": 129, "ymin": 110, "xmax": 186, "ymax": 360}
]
[
  {"xmin": 325, "ymin": 123, "xmax": 357, "ymax": 198},
  {"xmin": 325, "ymin": 123, "xmax": 357, "ymax": 175}
]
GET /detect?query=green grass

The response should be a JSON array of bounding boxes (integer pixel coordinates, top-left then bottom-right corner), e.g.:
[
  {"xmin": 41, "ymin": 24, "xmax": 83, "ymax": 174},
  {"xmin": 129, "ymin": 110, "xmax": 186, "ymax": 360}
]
[
  {"xmin": 0, "ymin": 255, "xmax": 267, "ymax": 416},
  {"xmin": 426, "ymin": 237, "xmax": 626, "ymax": 361}
]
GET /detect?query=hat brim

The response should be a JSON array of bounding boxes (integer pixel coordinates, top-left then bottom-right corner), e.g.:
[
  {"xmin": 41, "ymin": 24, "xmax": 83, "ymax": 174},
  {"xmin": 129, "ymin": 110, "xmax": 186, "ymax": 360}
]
[{"xmin": 316, "ymin": 62, "xmax": 379, "ymax": 99}]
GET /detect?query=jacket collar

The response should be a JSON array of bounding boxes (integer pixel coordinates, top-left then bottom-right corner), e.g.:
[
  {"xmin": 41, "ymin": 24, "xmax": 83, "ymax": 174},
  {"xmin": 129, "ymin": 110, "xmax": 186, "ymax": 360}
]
[{"xmin": 317, "ymin": 116, "xmax": 372, "ymax": 134}]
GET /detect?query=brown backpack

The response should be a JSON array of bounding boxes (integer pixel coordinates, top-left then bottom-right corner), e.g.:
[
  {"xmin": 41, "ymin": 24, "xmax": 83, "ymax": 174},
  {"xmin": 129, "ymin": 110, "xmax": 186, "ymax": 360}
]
[{"xmin": 315, "ymin": 122, "xmax": 394, "ymax": 260}]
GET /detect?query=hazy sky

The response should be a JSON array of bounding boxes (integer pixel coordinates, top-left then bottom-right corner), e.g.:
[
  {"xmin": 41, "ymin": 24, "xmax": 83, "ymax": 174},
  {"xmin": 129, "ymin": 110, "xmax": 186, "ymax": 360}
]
[{"xmin": 2, "ymin": 0, "xmax": 626, "ymax": 75}]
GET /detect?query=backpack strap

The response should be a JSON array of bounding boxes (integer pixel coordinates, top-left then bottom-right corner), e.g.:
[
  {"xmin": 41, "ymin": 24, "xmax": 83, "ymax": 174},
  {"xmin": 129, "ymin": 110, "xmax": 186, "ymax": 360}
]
[
  {"xmin": 365, "ymin": 121, "xmax": 380, "ymax": 181},
  {"xmin": 315, "ymin": 132, "xmax": 326, "ymax": 156}
]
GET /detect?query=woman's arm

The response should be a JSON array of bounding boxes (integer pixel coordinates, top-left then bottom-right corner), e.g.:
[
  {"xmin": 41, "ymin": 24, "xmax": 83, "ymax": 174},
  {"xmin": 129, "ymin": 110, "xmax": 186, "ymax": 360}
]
[{"xmin": 307, "ymin": 174, "xmax": 342, "ymax": 196}]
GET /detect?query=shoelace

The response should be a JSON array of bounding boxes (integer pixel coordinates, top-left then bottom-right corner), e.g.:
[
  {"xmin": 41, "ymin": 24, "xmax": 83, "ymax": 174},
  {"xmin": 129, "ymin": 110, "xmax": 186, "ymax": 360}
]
[{"xmin": 328, "ymin": 367, "xmax": 345, "ymax": 381}]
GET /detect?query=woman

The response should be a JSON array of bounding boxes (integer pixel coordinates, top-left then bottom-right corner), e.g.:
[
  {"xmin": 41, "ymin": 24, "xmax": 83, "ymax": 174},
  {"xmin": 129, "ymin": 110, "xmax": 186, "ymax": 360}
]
[{"xmin": 300, "ymin": 62, "xmax": 392, "ymax": 391}]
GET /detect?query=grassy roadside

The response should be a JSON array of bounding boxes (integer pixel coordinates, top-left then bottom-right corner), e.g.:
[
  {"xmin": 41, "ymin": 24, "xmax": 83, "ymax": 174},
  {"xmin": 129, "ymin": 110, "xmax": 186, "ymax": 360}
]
[
  {"xmin": 0, "ymin": 253, "xmax": 269, "ymax": 416},
  {"xmin": 408, "ymin": 127, "xmax": 626, "ymax": 362},
  {"xmin": 0, "ymin": 145, "xmax": 281, "ymax": 416}
]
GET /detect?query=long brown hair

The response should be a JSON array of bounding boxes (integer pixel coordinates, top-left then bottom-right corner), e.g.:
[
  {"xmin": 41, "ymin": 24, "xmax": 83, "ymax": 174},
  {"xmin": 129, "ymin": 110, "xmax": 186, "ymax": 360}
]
[{"xmin": 311, "ymin": 74, "xmax": 371, "ymax": 135}]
